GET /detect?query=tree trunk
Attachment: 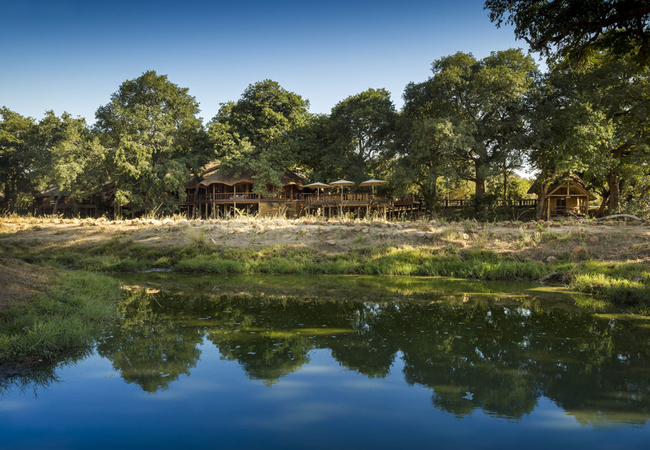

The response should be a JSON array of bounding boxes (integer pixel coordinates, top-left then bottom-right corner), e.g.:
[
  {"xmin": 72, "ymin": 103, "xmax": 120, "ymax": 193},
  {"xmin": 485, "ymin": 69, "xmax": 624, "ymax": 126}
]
[
  {"xmin": 422, "ymin": 177, "xmax": 439, "ymax": 214},
  {"xmin": 193, "ymin": 185, "xmax": 199, "ymax": 219},
  {"xmin": 6, "ymin": 177, "xmax": 18, "ymax": 214},
  {"xmin": 536, "ymin": 183, "xmax": 548, "ymax": 220},
  {"xmin": 52, "ymin": 193, "xmax": 61, "ymax": 215},
  {"xmin": 596, "ymin": 195, "xmax": 608, "ymax": 217},
  {"xmin": 606, "ymin": 170, "xmax": 620, "ymax": 215},
  {"xmin": 474, "ymin": 160, "xmax": 485, "ymax": 198},
  {"xmin": 503, "ymin": 164, "xmax": 508, "ymax": 203}
]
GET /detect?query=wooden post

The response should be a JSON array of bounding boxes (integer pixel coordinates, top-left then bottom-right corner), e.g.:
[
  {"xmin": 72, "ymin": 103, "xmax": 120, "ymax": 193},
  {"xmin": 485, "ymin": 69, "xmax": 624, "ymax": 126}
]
[{"xmin": 547, "ymin": 197, "xmax": 550, "ymax": 221}]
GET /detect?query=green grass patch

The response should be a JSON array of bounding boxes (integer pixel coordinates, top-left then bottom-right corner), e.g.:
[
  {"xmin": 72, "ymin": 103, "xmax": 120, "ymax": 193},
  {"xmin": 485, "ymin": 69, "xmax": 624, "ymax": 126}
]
[{"xmin": 0, "ymin": 269, "xmax": 122, "ymax": 365}]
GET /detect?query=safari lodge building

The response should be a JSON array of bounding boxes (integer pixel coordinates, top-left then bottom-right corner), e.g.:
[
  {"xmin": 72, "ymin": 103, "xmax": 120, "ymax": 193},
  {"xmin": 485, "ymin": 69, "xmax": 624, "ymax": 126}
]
[
  {"xmin": 31, "ymin": 163, "xmax": 421, "ymax": 219},
  {"xmin": 178, "ymin": 163, "xmax": 401, "ymax": 219}
]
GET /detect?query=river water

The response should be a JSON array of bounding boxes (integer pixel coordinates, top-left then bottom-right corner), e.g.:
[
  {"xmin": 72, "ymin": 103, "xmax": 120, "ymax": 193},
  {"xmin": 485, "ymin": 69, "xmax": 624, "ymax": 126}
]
[{"xmin": 1, "ymin": 274, "xmax": 649, "ymax": 449}]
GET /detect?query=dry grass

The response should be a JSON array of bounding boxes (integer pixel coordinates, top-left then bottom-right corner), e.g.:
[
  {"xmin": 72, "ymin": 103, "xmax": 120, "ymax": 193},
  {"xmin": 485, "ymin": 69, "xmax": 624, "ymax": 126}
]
[
  {"xmin": 1, "ymin": 215, "xmax": 648, "ymax": 263},
  {"xmin": 0, "ymin": 258, "xmax": 49, "ymax": 311}
]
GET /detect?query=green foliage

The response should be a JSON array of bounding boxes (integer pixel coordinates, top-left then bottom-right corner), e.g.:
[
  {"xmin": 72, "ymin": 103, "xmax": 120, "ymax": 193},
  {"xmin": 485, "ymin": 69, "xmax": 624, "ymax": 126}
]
[
  {"xmin": 324, "ymin": 88, "xmax": 397, "ymax": 181},
  {"xmin": 402, "ymin": 49, "xmax": 537, "ymax": 201},
  {"xmin": 95, "ymin": 70, "xmax": 205, "ymax": 215},
  {"xmin": 208, "ymin": 80, "xmax": 310, "ymax": 194},
  {"xmin": 0, "ymin": 108, "xmax": 43, "ymax": 212},
  {"xmin": 528, "ymin": 53, "xmax": 650, "ymax": 217},
  {"xmin": 486, "ymin": 0, "xmax": 650, "ymax": 66}
]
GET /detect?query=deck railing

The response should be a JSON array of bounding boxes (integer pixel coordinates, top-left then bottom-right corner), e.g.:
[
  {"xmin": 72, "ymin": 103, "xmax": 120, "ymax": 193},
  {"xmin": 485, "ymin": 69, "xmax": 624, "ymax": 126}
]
[
  {"xmin": 33, "ymin": 200, "xmax": 96, "ymax": 209},
  {"xmin": 186, "ymin": 192, "xmax": 304, "ymax": 203},
  {"xmin": 441, "ymin": 199, "xmax": 538, "ymax": 208},
  {"xmin": 304, "ymin": 193, "xmax": 392, "ymax": 205},
  {"xmin": 550, "ymin": 206, "xmax": 589, "ymax": 216}
]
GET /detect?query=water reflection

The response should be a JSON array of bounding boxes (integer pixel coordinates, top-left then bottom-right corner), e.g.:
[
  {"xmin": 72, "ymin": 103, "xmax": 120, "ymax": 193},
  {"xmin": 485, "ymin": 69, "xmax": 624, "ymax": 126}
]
[
  {"xmin": 3, "ymin": 275, "xmax": 650, "ymax": 428},
  {"xmin": 91, "ymin": 276, "xmax": 650, "ymax": 425}
]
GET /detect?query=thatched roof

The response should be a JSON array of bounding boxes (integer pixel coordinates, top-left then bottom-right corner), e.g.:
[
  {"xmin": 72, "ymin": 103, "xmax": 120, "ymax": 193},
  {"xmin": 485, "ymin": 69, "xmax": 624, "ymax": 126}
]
[
  {"xmin": 186, "ymin": 162, "xmax": 305, "ymax": 189},
  {"xmin": 527, "ymin": 174, "xmax": 596, "ymax": 200},
  {"xmin": 37, "ymin": 186, "xmax": 68, "ymax": 198}
]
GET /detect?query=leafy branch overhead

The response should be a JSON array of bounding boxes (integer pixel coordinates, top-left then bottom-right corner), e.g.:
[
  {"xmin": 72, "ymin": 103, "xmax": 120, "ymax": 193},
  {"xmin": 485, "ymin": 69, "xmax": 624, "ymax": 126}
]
[{"xmin": 485, "ymin": 0, "xmax": 650, "ymax": 65}]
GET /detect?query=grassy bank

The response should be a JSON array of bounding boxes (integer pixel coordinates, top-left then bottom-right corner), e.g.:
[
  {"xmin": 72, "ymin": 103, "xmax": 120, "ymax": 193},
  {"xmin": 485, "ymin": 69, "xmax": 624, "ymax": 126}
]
[
  {"xmin": 0, "ymin": 267, "xmax": 122, "ymax": 366},
  {"xmin": 2, "ymin": 231, "xmax": 649, "ymax": 310},
  {"xmin": 1, "ymin": 215, "xmax": 649, "ymax": 316}
]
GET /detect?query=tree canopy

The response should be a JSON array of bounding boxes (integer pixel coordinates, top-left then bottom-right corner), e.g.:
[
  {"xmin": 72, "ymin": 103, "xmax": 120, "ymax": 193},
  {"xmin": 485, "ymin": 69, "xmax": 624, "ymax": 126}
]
[
  {"xmin": 403, "ymin": 49, "xmax": 537, "ymax": 201},
  {"xmin": 485, "ymin": 0, "xmax": 650, "ymax": 65},
  {"xmin": 208, "ymin": 80, "xmax": 310, "ymax": 193},
  {"xmin": 95, "ymin": 70, "xmax": 205, "ymax": 214}
]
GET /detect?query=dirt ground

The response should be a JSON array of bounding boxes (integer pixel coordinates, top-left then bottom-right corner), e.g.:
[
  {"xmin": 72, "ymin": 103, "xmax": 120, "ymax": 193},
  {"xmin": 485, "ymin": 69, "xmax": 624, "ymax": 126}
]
[
  {"xmin": 1, "ymin": 215, "xmax": 650, "ymax": 263},
  {"xmin": 0, "ymin": 258, "xmax": 48, "ymax": 311}
]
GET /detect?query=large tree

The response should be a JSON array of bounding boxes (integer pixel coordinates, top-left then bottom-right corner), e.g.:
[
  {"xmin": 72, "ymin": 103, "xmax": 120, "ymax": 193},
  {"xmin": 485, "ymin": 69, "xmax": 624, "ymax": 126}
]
[
  {"xmin": 391, "ymin": 114, "xmax": 468, "ymax": 211},
  {"xmin": 208, "ymin": 80, "xmax": 310, "ymax": 193},
  {"xmin": 527, "ymin": 54, "xmax": 650, "ymax": 217},
  {"xmin": 46, "ymin": 113, "xmax": 107, "ymax": 213},
  {"xmin": 486, "ymin": 0, "xmax": 650, "ymax": 65},
  {"xmin": 95, "ymin": 70, "xmax": 205, "ymax": 215},
  {"xmin": 0, "ymin": 108, "xmax": 41, "ymax": 212},
  {"xmin": 325, "ymin": 88, "xmax": 397, "ymax": 181},
  {"xmin": 403, "ymin": 49, "xmax": 537, "ymax": 199}
]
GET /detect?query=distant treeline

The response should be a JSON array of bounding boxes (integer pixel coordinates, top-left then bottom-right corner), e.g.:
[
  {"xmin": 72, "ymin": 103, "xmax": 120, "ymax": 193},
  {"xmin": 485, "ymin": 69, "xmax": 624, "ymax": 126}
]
[{"xmin": 2, "ymin": 1, "xmax": 650, "ymax": 218}]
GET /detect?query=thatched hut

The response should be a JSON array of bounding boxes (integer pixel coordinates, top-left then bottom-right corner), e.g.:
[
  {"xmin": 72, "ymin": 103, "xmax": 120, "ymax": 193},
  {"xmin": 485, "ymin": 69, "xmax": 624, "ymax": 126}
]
[{"xmin": 528, "ymin": 175, "xmax": 597, "ymax": 220}]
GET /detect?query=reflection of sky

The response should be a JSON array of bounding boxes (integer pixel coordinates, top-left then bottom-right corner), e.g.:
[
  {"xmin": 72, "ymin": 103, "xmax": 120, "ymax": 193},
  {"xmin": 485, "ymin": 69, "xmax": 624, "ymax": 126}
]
[
  {"xmin": 1, "ymin": 348, "xmax": 649, "ymax": 449},
  {"xmin": 1, "ymin": 0, "xmax": 539, "ymax": 124}
]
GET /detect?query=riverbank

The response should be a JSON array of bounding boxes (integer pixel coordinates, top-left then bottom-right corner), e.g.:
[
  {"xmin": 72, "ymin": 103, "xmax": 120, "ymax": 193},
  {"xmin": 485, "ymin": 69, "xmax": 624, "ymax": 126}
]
[
  {"xmin": 1, "ymin": 215, "xmax": 649, "ymax": 366},
  {"xmin": 2, "ymin": 215, "xmax": 649, "ymax": 301},
  {"xmin": 0, "ymin": 258, "xmax": 121, "ymax": 369}
]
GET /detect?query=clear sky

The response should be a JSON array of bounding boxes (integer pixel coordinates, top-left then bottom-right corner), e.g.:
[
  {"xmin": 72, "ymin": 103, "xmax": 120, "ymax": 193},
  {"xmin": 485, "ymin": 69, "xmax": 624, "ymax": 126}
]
[{"xmin": 1, "ymin": 0, "xmax": 531, "ymax": 124}]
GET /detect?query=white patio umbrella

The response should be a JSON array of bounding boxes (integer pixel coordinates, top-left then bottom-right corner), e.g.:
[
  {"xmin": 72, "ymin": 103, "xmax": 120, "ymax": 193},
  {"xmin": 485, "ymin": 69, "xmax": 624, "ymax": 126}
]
[
  {"xmin": 359, "ymin": 179, "xmax": 387, "ymax": 195},
  {"xmin": 329, "ymin": 179, "xmax": 355, "ymax": 194},
  {"xmin": 303, "ymin": 182, "xmax": 330, "ymax": 200},
  {"xmin": 329, "ymin": 180, "xmax": 355, "ymax": 216}
]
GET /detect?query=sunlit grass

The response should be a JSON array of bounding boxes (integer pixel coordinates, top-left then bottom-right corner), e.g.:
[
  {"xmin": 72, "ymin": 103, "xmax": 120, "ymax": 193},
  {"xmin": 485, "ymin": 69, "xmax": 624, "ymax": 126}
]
[{"xmin": 0, "ymin": 270, "xmax": 122, "ymax": 365}]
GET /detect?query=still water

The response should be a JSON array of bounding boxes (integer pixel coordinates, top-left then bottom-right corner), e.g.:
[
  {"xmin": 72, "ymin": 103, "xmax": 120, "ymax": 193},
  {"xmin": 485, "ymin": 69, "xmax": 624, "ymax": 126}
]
[{"xmin": 2, "ymin": 275, "xmax": 650, "ymax": 449}]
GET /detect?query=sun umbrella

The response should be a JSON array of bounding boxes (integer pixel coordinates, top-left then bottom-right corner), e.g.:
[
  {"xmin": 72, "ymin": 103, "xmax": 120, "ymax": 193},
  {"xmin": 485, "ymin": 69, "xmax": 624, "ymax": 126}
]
[
  {"xmin": 303, "ymin": 182, "xmax": 330, "ymax": 201},
  {"xmin": 329, "ymin": 179, "xmax": 355, "ymax": 194},
  {"xmin": 359, "ymin": 179, "xmax": 387, "ymax": 195}
]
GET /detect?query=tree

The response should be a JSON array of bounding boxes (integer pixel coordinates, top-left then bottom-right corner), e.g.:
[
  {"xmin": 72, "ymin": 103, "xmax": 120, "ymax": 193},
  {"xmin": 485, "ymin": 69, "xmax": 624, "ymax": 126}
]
[
  {"xmin": 580, "ymin": 55, "xmax": 650, "ymax": 215},
  {"xmin": 486, "ymin": 0, "xmax": 650, "ymax": 65},
  {"xmin": 95, "ymin": 70, "xmax": 205, "ymax": 215},
  {"xmin": 325, "ymin": 88, "xmax": 397, "ymax": 181},
  {"xmin": 37, "ymin": 112, "xmax": 108, "ymax": 214},
  {"xmin": 392, "ymin": 115, "xmax": 467, "ymax": 211},
  {"xmin": 403, "ymin": 49, "xmax": 537, "ymax": 200},
  {"xmin": 208, "ymin": 80, "xmax": 310, "ymax": 193},
  {"xmin": 527, "ymin": 54, "xmax": 650, "ymax": 217},
  {"xmin": 0, "ymin": 108, "xmax": 41, "ymax": 213}
]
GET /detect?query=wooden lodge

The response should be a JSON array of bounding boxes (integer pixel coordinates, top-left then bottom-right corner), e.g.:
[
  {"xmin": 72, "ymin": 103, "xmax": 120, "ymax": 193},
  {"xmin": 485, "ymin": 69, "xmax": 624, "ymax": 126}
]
[
  {"xmin": 33, "ymin": 186, "xmax": 101, "ymax": 217},
  {"xmin": 179, "ymin": 163, "xmax": 407, "ymax": 219},
  {"xmin": 528, "ymin": 175, "xmax": 597, "ymax": 220},
  {"xmin": 29, "ymin": 163, "xmax": 428, "ymax": 219},
  {"xmin": 179, "ymin": 163, "xmax": 306, "ymax": 218}
]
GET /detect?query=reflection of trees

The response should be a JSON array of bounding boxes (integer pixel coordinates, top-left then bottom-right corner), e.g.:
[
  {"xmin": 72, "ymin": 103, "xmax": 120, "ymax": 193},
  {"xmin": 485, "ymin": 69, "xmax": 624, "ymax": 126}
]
[
  {"xmin": 395, "ymin": 300, "xmax": 650, "ymax": 423},
  {"xmin": 205, "ymin": 297, "xmax": 313, "ymax": 385},
  {"xmin": 326, "ymin": 302, "xmax": 401, "ymax": 379},
  {"xmin": 96, "ymin": 291, "xmax": 203, "ymax": 393},
  {"xmin": 90, "ymin": 283, "xmax": 650, "ymax": 425}
]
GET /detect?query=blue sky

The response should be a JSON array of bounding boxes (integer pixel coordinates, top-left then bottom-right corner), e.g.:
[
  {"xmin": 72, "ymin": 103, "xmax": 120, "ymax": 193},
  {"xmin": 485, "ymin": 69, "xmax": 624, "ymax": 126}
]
[{"xmin": 1, "ymin": 0, "xmax": 531, "ymax": 124}]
